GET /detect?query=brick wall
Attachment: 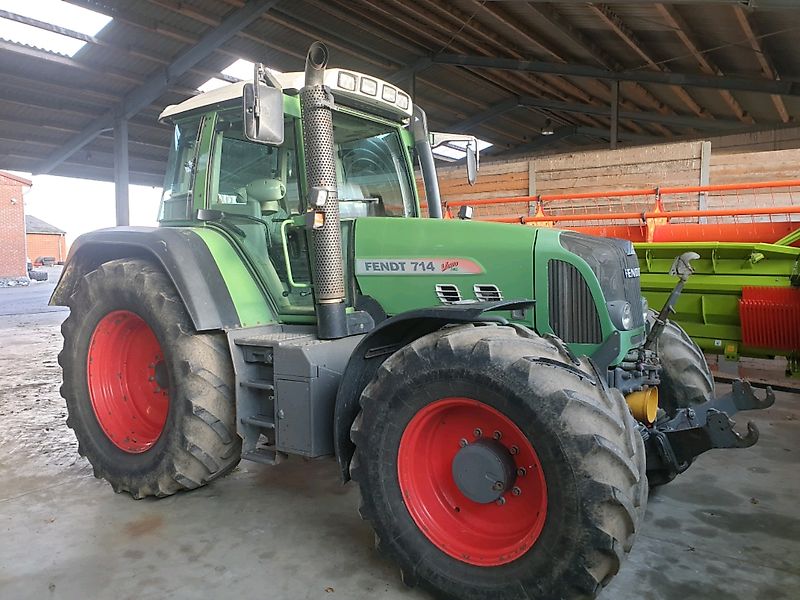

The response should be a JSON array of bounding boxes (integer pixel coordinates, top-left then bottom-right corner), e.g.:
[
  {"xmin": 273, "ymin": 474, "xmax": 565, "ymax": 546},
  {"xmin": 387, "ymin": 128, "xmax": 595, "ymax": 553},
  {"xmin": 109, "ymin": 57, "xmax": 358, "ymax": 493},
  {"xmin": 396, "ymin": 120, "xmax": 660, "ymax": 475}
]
[
  {"xmin": 0, "ymin": 173, "xmax": 29, "ymax": 278},
  {"xmin": 26, "ymin": 233, "xmax": 66, "ymax": 263}
]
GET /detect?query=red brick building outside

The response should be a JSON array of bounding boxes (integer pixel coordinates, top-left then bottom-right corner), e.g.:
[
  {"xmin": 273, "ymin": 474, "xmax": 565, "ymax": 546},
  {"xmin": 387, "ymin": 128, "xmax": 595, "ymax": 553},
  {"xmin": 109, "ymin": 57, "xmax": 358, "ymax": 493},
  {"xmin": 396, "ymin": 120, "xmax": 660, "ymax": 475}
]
[
  {"xmin": 26, "ymin": 215, "xmax": 67, "ymax": 264},
  {"xmin": 0, "ymin": 171, "xmax": 31, "ymax": 283}
]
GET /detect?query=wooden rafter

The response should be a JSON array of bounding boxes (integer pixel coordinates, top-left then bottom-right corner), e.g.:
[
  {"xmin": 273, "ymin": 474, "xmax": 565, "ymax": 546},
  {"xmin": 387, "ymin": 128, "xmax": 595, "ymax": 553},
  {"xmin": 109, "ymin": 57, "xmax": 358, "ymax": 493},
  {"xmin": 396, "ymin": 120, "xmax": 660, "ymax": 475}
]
[
  {"xmin": 732, "ymin": 6, "xmax": 790, "ymax": 123},
  {"xmin": 655, "ymin": 3, "xmax": 754, "ymax": 124},
  {"xmin": 589, "ymin": 4, "xmax": 707, "ymax": 119}
]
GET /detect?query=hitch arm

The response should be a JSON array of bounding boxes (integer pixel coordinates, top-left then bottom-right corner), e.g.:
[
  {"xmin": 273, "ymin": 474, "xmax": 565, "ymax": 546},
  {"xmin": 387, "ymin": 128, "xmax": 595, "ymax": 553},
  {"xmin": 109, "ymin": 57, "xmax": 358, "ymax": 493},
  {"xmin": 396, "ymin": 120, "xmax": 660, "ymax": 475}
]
[
  {"xmin": 643, "ymin": 381, "xmax": 774, "ymax": 483},
  {"xmin": 644, "ymin": 251, "xmax": 700, "ymax": 351}
]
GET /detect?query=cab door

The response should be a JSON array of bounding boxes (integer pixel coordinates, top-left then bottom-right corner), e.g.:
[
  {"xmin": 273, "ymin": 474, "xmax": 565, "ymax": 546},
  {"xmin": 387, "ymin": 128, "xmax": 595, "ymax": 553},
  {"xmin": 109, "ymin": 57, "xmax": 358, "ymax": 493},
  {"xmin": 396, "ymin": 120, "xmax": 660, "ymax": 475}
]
[{"xmin": 205, "ymin": 108, "xmax": 315, "ymax": 320}]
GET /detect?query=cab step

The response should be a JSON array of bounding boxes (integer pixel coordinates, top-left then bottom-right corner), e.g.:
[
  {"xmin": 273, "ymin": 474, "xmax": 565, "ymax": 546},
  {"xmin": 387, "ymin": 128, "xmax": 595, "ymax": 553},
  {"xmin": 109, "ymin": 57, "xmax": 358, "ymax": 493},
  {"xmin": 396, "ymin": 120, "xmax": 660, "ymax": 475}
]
[{"xmin": 242, "ymin": 448, "xmax": 287, "ymax": 466}]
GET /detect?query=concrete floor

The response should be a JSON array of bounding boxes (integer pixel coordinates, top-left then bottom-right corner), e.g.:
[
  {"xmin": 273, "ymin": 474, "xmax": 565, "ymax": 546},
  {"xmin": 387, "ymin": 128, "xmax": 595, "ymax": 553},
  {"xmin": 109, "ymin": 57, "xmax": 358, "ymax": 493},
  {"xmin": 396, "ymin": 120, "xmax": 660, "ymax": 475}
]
[{"xmin": 1, "ymin": 277, "xmax": 798, "ymax": 600}]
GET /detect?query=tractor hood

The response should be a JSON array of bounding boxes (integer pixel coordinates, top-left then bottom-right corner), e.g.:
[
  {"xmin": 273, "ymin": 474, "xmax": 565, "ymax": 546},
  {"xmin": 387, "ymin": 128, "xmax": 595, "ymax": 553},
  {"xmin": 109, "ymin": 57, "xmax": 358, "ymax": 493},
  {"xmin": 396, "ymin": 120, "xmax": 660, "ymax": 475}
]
[
  {"xmin": 353, "ymin": 217, "xmax": 647, "ymax": 367},
  {"xmin": 353, "ymin": 217, "xmax": 540, "ymax": 320}
]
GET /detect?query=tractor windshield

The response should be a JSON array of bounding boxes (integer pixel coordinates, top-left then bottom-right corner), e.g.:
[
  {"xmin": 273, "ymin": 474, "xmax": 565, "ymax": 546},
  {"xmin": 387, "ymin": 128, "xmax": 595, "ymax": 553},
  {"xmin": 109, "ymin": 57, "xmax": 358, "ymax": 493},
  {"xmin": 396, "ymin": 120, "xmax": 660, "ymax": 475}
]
[{"xmin": 332, "ymin": 111, "xmax": 416, "ymax": 218}]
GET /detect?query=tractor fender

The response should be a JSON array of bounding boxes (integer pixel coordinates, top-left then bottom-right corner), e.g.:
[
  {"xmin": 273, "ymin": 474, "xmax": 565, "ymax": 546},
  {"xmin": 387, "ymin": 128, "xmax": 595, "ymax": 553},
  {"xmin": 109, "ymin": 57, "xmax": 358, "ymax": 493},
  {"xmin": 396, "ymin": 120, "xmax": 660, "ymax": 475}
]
[
  {"xmin": 333, "ymin": 300, "xmax": 535, "ymax": 482},
  {"xmin": 50, "ymin": 226, "xmax": 241, "ymax": 331}
]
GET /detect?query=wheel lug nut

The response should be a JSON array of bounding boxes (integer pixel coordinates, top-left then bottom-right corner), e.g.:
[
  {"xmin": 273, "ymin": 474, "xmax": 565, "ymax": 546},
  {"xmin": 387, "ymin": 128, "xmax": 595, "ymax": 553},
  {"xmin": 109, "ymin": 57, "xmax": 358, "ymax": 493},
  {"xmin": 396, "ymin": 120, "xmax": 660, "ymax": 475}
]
[
  {"xmin": 473, "ymin": 428, "xmax": 482, "ymax": 438},
  {"xmin": 517, "ymin": 467, "xmax": 526, "ymax": 477},
  {"xmin": 510, "ymin": 445, "xmax": 519, "ymax": 455},
  {"xmin": 459, "ymin": 438, "xmax": 468, "ymax": 448},
  {"xmin": 496, "ymin": 497, "xmax": 506, "ymax": 506},
  {"xmin": 492, "ymin": 481, "xmax": 504, "ymax": 491},
  {"xmin": 492, "ymin": 430, "xmax": 502, "ymax": 440},
  {"xmin": 512, "ymin": 487, "xmax": 521, "ymax": 496}
]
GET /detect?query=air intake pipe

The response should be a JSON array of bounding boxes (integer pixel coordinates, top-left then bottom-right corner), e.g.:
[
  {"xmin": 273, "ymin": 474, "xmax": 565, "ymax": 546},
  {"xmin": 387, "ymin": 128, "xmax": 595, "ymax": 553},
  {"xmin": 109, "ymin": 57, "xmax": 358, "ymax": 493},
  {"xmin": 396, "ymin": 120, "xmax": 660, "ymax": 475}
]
[
  {"xmin": 410, "ymin": 106, "xmax": 443, "ymax": 219},
  {"xmin": 300, "ymin": 42, "xmax": 348, "ymax": 339}
]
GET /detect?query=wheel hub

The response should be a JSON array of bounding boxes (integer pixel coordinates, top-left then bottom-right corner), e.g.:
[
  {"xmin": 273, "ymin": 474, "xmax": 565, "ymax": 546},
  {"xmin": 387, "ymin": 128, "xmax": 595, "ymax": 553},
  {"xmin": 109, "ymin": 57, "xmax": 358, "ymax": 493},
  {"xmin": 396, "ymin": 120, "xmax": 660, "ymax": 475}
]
[
  {"xmin": 452, "ymin": 439, "xmax": 517, "ymax": 504},
  {"xmin": 397, "ymin": 397, "xmax": 548, "ymax": 566},
  {"xmin": 86, "ymin": 310, "xmax": 169, "ymax": 453}
]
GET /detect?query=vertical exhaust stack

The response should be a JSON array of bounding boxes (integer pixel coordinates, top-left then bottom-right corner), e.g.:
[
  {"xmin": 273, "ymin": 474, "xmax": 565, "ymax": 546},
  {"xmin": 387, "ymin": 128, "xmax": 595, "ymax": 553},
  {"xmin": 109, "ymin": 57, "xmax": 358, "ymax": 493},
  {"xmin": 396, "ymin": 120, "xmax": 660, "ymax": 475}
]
[{"xmin": 301, "ymin": 42, "xmax": 348, "ymax": 339}]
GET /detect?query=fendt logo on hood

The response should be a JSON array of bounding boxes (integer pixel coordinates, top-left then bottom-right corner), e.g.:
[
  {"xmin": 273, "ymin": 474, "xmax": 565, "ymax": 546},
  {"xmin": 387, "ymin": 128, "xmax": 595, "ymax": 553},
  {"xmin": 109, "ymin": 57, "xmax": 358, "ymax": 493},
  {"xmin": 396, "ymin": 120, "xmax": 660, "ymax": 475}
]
[
  {"xmin": 356, "ymin": 258, "xmax": 484, "ymax": 275},
  {"xmin": 624, "ymin": 267, "xmax": 641, "ymax": 279}
]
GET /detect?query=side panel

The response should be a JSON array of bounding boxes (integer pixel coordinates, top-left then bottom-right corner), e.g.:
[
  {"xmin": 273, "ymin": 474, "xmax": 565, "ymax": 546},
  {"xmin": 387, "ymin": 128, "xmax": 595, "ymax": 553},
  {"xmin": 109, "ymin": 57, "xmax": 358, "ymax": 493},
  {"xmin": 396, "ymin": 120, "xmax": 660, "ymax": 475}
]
[
  {"xmin": 353, "ymin": 217, "xmax": 537, "ymax": 319},
  {"xmin": 51, "ymin": 226, "xmax": 274, "ymax": 331},
  {"xmin": 191, "ymin": 228, "xmax": 275, "ymax": 327}
]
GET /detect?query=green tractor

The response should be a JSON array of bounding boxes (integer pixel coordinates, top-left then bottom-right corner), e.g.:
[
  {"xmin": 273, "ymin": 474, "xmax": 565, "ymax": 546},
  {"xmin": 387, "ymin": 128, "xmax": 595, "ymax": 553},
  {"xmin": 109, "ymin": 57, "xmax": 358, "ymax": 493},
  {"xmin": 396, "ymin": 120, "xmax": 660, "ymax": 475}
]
[{"xmin": 52, "ymin": 43, "xmax": 774, "ymax": 600}]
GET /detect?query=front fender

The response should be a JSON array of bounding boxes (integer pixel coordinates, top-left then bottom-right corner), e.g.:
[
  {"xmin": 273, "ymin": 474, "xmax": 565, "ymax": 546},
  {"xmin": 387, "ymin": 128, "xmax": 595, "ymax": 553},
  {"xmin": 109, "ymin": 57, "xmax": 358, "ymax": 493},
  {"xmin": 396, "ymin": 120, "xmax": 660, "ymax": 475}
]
[
  {"xmin": 333, "ymin": 300, "xmax": 535, "ymax": 482},
  {"xmin": 51, "ymin": 226, "xmax": 260, "ymax": 331}
]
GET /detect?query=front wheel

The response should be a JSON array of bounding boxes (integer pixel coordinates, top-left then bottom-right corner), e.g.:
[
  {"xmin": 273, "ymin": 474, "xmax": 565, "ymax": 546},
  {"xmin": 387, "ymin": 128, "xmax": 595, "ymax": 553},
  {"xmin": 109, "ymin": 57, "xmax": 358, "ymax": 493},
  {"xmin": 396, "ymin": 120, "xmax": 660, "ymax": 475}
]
[
  {"xmin": 647, "ymin": 309, "xmax": 714, "ymax": 416},
  {"xmin": 350, "ymin": 325, "xmax": 647, "ymax": 600},
  {"xmin": 59, "ymin": 258, "xmax": 241, "ymax": 498}
]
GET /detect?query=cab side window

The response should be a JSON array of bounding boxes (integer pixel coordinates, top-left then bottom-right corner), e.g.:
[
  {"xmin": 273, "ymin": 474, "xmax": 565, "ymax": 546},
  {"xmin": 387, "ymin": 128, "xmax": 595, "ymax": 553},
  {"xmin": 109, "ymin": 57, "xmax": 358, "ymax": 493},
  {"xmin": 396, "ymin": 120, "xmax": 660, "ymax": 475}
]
[{"xmin": 159, "ymin": 117, "xmax": 202, "ymax": 221}]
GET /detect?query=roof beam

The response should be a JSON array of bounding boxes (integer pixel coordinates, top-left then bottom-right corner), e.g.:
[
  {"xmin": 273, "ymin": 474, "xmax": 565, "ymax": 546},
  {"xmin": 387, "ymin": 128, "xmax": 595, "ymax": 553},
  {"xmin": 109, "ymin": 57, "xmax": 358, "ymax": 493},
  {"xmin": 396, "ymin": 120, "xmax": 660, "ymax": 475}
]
[
  {"xmin": 36, "ymin": 0, "xmax": 279, "ymax": 175},
  {"xmin": 732, "ymin": 6, "xmax": 790, "ymax": 123},
  {"xmin": 452, "ymin": 98, "xmax": 520, "ymax": 132},
  {"xmin": 450, "ymin": 95, "xmax": 744, "ymax": 133},
  {"xmin": 431, "ymin": 54, "xmax": 800, "ymax": 98},
  {"xmin": 654, "ymin": 4, "xmax": 752, "ymax": 123},
  {"xmin": 493, "ymin": 124, "xmax": 662, "ymax": 157},
  {"xmin": 516, "ymin": 1, "xmax": 675, "ymax": 134},
  {"xmin": 513, "ymin": 96, "xmax": 742, "ymax": 130},
  {"xmin": 0, "ymin": 8, "xmax": 251, "ymax": 94},
  {"xmin": 485, "ymin": 0, "xmax": 798, "ymax": 6}
]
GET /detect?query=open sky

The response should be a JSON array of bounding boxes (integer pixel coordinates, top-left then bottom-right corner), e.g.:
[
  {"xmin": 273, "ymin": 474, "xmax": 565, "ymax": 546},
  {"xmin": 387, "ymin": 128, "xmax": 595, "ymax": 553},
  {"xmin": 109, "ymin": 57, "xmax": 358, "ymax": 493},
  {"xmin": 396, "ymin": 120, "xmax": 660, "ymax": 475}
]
[{"xmin": 13, "ymin": 173, "xmax": 162, "ymax": 246}]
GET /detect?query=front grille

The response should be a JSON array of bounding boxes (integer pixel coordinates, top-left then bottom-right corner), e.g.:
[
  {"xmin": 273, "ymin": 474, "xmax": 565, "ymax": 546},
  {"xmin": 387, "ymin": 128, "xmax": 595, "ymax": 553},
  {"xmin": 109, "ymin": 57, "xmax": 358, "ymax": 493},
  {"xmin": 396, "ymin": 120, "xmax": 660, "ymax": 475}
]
[
  {"xmin": 559, "ymin": 231, "xmax": 644, "ymax": 330},
  {"xmin": 548, "ymin": 260, "xmax": 603, "ymax": 344}
]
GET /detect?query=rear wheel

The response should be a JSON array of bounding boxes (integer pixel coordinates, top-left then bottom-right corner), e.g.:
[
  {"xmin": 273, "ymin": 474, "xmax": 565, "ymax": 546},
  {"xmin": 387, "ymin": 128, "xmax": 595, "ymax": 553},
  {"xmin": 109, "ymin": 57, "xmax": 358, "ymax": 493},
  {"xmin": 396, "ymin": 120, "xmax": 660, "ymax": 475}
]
[
  {"xmin": 350, "ymin": 325, "xmax": 647, "ymax": 600},
  {"xmin": 59, "ymin": 258, "xmax": 241, "ymax": 498}
]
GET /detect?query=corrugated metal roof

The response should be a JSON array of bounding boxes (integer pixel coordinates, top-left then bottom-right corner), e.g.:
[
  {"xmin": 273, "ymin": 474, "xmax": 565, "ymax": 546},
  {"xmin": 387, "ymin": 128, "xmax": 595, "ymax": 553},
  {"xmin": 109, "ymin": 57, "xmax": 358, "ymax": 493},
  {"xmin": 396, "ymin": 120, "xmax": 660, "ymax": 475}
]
[{"xmin": 0, "ymin": 0, "xmax": 798, "ymax": 185}]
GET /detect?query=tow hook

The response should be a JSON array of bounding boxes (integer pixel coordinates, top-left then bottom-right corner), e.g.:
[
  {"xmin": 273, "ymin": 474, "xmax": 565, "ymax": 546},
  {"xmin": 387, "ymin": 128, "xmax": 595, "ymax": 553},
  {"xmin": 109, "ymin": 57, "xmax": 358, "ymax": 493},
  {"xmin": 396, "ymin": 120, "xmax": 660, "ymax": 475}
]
[{"xmin": 644, "ymin": 381, "xmax": 776, "ymax": 483}]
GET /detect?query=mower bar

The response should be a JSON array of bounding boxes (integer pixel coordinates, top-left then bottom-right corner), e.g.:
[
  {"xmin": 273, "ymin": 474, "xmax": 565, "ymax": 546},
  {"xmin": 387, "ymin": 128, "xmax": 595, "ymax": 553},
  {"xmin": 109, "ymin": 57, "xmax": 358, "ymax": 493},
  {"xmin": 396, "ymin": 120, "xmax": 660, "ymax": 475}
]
[{"xmin": 643, "ymin": 381, "xmax": 775, "ymax": 483}]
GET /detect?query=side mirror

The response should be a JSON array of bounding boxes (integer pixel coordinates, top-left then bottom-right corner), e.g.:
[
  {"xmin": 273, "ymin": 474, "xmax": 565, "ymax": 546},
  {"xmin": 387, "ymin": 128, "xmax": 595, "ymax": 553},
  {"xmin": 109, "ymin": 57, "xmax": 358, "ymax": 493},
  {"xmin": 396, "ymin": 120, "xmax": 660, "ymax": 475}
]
[
  {"xmin": 243, "ymin": 77, "xmax": 284, "ymax": 145},
  {"xmin": 466, "ymin": 140, "xmax": 478, "ymax": 186},
  {"xmin": 429, "ymin": 132, "xmax": 481, "ymax": 186}
]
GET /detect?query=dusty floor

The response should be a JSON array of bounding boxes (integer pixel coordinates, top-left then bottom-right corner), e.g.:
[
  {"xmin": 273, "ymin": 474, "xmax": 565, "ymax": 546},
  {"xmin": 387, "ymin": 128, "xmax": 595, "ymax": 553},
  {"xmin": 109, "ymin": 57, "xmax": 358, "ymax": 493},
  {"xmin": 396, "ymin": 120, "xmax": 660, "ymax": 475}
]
[{"xmin": 0, "ymin": 275, "xmax": 798, "ymax": 600}]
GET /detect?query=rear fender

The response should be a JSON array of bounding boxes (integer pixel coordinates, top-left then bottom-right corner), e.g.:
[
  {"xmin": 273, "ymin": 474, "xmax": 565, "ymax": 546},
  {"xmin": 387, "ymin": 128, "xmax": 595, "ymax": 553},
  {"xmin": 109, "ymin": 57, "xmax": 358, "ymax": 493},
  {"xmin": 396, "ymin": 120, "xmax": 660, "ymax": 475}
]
[
  {"xmin": 333, "ymin": 300, "xmax": 535, "ymax": 482},
  {"xmin": 51, "ymin": 227, "xmax": 244, "ymax": 331}
]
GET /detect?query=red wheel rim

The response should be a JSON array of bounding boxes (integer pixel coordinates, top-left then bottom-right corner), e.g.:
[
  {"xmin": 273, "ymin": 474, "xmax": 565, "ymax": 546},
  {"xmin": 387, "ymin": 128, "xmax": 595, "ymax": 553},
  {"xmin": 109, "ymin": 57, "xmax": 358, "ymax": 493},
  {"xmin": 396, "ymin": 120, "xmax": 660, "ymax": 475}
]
[
  {"xmin": 86, "ymin": 310, "xmax": 169, "ymax": 453},
  {"xmin": 398, "ymin": 397, "xmax": 547, "ymax": 567}
]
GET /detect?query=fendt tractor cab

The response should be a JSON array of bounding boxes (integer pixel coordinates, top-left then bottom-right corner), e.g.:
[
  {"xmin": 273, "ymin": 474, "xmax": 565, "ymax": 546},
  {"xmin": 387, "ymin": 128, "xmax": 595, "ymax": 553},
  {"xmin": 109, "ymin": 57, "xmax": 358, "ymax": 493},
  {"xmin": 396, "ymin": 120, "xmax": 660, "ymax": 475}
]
[{"xmin": 52, "ymin": 43, "xmax": 774, "ymax": 600}]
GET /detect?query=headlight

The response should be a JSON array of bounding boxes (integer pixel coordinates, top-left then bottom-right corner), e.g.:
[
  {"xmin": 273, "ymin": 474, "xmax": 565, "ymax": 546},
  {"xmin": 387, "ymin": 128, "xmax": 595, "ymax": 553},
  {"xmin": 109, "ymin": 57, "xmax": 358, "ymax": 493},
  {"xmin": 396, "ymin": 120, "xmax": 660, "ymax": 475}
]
[
  {"xmin": 397, "ymin": 92, "xmax": 410, "ymax": 110},
  {"xmin": 337, "ymin": 71, "xmax": 357, "ymax": 91},
  {"xmin": 360, "ymin": 77, "xmax": 377, "ymax": 96},
  {"xmin": 607, "ymin": 300, "xmax": 635, "ymax": 330},
  {"xmin": 641, "ymin": 296, "xmax": 649, "ymax": 323},
  {"xmin": 381, "ymin": 85, "xmax": 397, "ymax": 103}
]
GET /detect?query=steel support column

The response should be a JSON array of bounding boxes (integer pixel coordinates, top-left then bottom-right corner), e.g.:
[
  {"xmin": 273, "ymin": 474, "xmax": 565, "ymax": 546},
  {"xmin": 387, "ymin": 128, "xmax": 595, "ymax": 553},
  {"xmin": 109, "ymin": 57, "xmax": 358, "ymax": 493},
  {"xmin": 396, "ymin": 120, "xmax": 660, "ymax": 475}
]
[
  {"xmin": 114, "ymin": 119, "xmax": 129, "ymax": 227},
  {"xmin": 610, "ymin": 80, "xmax": 619, "ymax": 149}
]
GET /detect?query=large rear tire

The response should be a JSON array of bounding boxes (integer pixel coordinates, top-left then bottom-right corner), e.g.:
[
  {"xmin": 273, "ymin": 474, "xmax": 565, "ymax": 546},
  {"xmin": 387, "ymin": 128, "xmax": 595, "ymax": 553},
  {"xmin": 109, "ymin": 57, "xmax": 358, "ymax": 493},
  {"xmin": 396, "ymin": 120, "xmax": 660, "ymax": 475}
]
[
  {"xmin": 350, "ymin": 325, "xmax": 647, "ymax": 600},
  {"xmin": 648, "ymin": 310, "xmax": 714, "ymax": 416},
  {"xmin": 59, "ymin": 258, "xmax": 241, "ymax": 498}
]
